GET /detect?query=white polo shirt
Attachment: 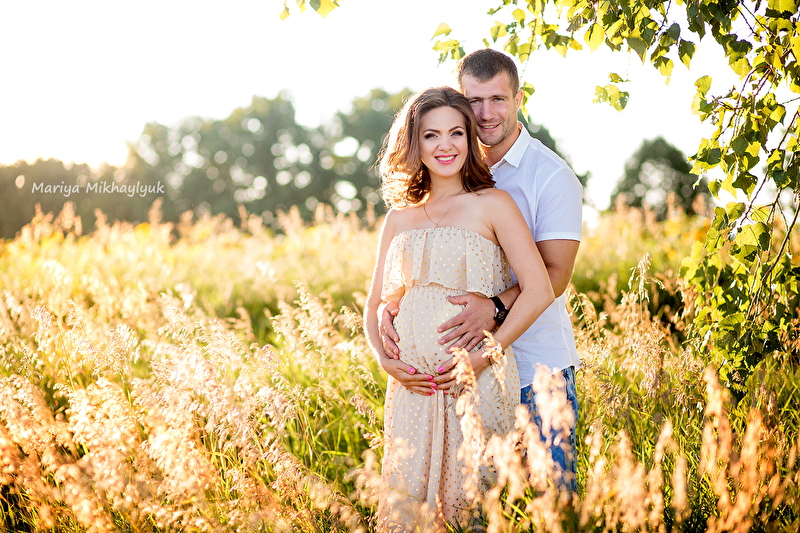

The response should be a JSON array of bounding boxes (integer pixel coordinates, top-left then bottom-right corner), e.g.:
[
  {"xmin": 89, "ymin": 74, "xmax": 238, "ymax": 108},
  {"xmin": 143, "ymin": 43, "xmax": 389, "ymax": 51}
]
[{"xmin": 491, "ymin": 124, "xmax": 583, "ymax": 386}]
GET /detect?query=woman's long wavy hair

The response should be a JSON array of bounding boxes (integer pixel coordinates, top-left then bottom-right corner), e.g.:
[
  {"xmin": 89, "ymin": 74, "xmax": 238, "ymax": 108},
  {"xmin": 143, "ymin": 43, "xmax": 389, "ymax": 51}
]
[{"xmin": 379, "ymin": 86, "xmax": 494, "ymax": 208}]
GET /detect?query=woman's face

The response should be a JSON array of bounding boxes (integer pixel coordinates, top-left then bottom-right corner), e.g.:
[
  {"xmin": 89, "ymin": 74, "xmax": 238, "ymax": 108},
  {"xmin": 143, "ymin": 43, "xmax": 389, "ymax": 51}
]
[{"xmin": 418, "ymin": 106, "xmax": 468, "ymax": 183}]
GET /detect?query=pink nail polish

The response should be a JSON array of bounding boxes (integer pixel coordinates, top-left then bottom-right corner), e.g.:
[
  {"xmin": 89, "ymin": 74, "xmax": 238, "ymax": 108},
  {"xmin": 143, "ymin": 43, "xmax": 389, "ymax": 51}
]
[
  {"xmin": 427, "ymin": 376, "xmax": 433, "ymax": 381},
  {"xmin": 438, "ymin": 366, "xmax": 444, "ymax": 373},
  {"xmin": 409, "ymin": 368, "xmax": 416, "ymax": 374},
  {"xmin": 431, "ymin": 384, "xmax": 437, "ymax": 390}
]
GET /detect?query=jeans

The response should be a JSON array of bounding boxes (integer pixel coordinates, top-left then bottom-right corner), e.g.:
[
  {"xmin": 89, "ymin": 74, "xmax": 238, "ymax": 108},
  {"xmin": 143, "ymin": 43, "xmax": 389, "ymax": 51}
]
[{"xmin": 520, "ymin": 365, "xmax": 579, "ymax": 492}]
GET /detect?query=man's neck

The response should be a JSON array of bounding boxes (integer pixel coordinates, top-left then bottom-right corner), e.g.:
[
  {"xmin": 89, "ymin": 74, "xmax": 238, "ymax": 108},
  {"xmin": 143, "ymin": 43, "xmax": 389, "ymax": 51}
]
[{"xmin": 481, "ymin": 122, "xmax": 522, "ymax": 167}]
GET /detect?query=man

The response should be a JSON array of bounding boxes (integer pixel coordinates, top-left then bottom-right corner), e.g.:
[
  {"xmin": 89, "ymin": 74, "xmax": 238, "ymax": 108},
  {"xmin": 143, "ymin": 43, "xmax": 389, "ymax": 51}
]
[{"xmin": 378, "ymin": 48, "xmax": 583, "ymax": 491}]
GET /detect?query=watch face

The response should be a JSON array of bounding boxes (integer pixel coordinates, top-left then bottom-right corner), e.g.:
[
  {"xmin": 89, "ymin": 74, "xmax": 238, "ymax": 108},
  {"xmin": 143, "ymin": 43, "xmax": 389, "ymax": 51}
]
[{"xmin": 495, "ymin": 309, "xmax": 508, "ymax": 325}]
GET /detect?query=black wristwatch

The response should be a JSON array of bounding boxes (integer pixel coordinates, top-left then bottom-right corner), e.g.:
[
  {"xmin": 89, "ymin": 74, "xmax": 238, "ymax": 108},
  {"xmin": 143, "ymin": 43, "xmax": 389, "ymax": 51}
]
[{"xmin": 490, "ymin": 296, "xmax": 508, "ymax": 326}]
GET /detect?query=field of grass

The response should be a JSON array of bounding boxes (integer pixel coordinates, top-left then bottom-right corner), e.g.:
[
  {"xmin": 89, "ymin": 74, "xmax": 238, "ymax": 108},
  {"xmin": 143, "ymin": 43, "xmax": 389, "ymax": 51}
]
[{"xmin": 0, "ymin": 200, "xmax": 798, "ymax": 532}]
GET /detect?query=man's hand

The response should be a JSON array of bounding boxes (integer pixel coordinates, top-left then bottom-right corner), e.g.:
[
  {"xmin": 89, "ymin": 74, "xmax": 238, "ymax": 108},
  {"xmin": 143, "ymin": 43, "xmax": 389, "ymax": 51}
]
[
  {"xmin": 380, "ymin": 356, "xmax": 436, "ymax": 396},
  {"xmin": 378, "ymin": 301, "xmax": 401, "ymax": 358},
  {"xmin": 432, "ymin": 349, "xmax": 493, "ymax": 393},
  {"xmin": 437, "ymin": 293, "xmax": 496, "ymax": 352}
]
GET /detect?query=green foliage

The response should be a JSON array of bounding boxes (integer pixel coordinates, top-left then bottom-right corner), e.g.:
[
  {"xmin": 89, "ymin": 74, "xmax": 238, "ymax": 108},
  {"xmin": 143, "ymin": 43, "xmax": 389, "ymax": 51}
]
[{"xmin": 434, "ymin": 0, "xmax": 800, "ymax": 398}]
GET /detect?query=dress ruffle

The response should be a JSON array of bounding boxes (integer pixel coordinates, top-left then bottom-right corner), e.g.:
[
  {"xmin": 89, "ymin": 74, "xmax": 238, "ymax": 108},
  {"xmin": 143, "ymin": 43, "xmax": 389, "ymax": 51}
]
[{"xmin": 381, "ymin": 227, "xmax": 511, "ymax": 302}]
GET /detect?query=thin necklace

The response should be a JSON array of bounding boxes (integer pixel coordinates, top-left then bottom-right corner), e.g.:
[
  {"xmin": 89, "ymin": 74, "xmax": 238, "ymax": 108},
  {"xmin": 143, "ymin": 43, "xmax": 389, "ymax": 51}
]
[{"xmin": 423, "ymin": 191, "xmax": 462, "ymax": 228}]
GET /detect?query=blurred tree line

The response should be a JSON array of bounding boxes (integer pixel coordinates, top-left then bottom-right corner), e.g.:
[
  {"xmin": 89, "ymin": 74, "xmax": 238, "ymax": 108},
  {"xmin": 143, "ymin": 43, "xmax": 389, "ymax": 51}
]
[{"xmin": 0, "ymin": 88, "xmax": 700, "ymax": 239}]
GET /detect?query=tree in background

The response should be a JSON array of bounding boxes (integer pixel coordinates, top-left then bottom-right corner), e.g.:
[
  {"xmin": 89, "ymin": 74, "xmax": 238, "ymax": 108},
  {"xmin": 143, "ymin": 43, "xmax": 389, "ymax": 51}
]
[
  {"xmin": 329, "ymin": 88, "xmax": 412, "ymax": 212},
  {"xmin": 126, "ymin": 89, "xmax": 411, "ymax": 226},
  {"xmin": 127, "ymin": 94, "xmax": 316, "ymax": 225},
  {"xmin": 612, "ymin": 137, "xmax": 709, "ymax": 218},
  {"xmin": 0, "ymin": 160, "xmax": 122, "ymax": 239}
]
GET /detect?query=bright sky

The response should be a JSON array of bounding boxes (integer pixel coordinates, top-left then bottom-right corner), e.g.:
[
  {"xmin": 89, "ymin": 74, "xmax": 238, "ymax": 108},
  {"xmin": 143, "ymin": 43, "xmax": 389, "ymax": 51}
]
[{"xmin": 0, "ymin": 0, "xmax": 738, "ymax": 209}]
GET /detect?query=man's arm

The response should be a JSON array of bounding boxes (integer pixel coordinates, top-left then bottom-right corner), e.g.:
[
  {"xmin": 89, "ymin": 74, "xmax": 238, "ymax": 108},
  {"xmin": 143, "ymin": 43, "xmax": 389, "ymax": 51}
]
[
  {"xmin": 436, "ymin": 238, "xmax": 579, "ymax": 350},
  {"xmin": 537, "ymin": 239, "xmax": 580, "ymax": 298}
]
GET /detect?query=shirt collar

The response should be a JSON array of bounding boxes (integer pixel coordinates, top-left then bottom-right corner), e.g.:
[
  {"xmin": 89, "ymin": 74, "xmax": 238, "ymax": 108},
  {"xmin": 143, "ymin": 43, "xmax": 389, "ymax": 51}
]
[{"xmin": 490, "ymin": 122, "xmax": 529, "ymax": 171}]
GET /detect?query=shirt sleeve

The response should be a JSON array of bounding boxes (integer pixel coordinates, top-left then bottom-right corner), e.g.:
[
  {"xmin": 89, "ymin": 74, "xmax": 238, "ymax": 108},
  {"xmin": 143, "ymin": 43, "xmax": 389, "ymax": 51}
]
[{"xmin": 534, "ymin": 166, "xmax": 583, "ymax": 242}]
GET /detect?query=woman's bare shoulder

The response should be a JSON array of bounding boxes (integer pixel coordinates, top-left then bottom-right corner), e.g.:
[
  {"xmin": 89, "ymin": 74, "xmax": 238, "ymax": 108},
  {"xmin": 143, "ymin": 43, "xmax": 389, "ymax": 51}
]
[
  {"xmin": 469, "ymin": 187, "xmax": 515, "ymax": 206},
  {"xmin": 382, "ymin": 205, "xmax": 418, "ymax": 233}
]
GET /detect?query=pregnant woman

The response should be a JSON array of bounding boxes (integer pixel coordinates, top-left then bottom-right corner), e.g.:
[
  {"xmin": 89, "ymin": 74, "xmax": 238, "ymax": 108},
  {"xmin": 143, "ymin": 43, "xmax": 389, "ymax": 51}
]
[{"xmin": 363, "ymin": 86, "xmax": 554, "ymax": 531}]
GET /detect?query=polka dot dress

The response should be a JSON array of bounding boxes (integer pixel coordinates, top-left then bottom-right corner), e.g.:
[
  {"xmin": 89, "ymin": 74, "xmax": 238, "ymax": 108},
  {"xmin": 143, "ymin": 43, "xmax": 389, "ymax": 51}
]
[{"xmin": 377, "ymin": 227, "xmax": 521, "ymax": 531}]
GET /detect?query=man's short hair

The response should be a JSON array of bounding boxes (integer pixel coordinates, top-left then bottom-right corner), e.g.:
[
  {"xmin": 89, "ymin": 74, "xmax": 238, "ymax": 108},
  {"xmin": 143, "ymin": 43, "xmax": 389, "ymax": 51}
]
[{"xmin": 456, "ymin": 49, "xmax": 520, "ymax": 95}]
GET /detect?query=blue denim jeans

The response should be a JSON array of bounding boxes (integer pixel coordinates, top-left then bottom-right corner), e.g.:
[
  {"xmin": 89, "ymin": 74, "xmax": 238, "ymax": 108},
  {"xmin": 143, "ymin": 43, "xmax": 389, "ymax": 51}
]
[{"xmin": 520, "ymin": 365, "xmax": 579, "ymax": 492}]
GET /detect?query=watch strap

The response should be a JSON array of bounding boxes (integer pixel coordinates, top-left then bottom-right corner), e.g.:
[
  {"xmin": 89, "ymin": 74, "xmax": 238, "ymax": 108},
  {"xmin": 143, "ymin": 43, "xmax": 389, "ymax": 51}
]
[{"xmin": 490, "ymin": 296, "xmax": 508, "ymax": 325}]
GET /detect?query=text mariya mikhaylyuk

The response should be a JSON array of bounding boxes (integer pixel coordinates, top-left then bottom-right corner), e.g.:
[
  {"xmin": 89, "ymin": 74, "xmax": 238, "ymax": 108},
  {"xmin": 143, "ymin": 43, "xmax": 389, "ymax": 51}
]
[{"xmin": 32, "ymin": 181, "xmax": 166, "ymax": 198}]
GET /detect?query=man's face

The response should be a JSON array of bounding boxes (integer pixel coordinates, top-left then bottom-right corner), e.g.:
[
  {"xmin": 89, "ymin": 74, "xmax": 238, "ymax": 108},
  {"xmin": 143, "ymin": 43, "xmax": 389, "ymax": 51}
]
[{"xmin": 459, "ymin": 71, "xmax": 522, "ymax": 148}]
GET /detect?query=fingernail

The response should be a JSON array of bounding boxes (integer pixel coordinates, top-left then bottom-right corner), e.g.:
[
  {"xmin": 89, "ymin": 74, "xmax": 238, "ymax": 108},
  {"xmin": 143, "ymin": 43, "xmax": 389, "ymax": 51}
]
[
  {"xmin": 438, "ymin": 366, "xmax": 444, "ymax": 373},
  {"xmin": 431, "ymin": 384, "xmax": 437, "ymax": 390},
  {"xmin": 409, "ymin": 368, "xmax": 416, "ymax": 374},
  {"xmin": 427, "ymin": 392, "xmax": 432, "ymax": 396},
  {"xmin": 437, "ymin": 327, "xmax": 442, "ymax": 333},
  {"xmin": 427, "ymin": 376, "xmax": 433, "ymax": 381},
  {"xmin": 439, "ymin": 339, "xmax": 445, "ymax": 344}
]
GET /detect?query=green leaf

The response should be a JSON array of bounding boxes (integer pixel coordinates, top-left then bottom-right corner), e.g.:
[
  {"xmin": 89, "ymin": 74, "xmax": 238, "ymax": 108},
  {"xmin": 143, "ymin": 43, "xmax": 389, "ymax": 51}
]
[
  {"xmin": 695, "ymin": 75, "xmax": 712, "ymax": 95},
  {"xmin": 769, "ymin": 104, "xmax": 786, "ymax": 125},
  {"xmin": 767, "ymin": 149, "xmax": 786, "ymax": 171},
  {"xmin": 522, "ymin": 81, "xmax": 535, "ymax": 96},
  {"xmin": 505, "ymin": 33, "xmax": 519, "ymax": 55},
  {"xmin": 628, "ymin": 36, "xmax": 648, "ymax": 61},
  {"xmin": 699, "ymin": 146, "xmax": 722, "ymax": 165},
  {"xmin": 594, "ymin": 85, "xmax": 608, "ymax": 102},
  {"xmin": 656, "ymin": 56, "xmax": 674, "ymax": 82},
  {"xmin": 708, "ymin": 178, "xmax": 722, "ymax": 197},
  {"xmin": 585, "ymin": 23, "xmax": 605, "ymax": 52},
  {"xmin": 279, "ymin": 6, "xmax": 290, "ymax": 20},
  {"xmin": 733, "ymin": 169, "xmax": 758, "ymax": 193},
  {"xmin": 609, "ymin": 72, "xmax": 625, "ymax": 83},
  {"xmin": 518, "ymin": 42, "xmax": 532, "ymax": 62},
  {"xmin": 490, "ymin": 21, "xmax": 507, "ymax": 42},
  {"xmin": 726, "ymin": 201, "xmax": 746, "ymax": 221},
  {"xmin": 791, "ymin": 74, "xmax": 800, "ymax": 94},
  {"xmin": 731, "ymin": 57, "xmax": 752, "ymax": 78},
  {"xmin": 731, "ymin": 135, "xmax": 749, "ymax": 155},
  {"xmin": 768, "ymin": 0, "xmax": 799, "ymax": 14},
  {"xmin": 512, "ymin": 8, "xmax": 526, "ymax": 24},
  {"xmin": 737, "ymin": 222, "xmax": 771, "ymax": 253},
  {"xmin": 309, "ymin": 0, "xmax": 336, "ymax": 18},
  {"xmin": 432, "ymin": 39, "xmax": 464, "ymax": 61},
  {"xmin": 667, "ymin": 22, "xmax": 681, "ymax": 42},
  {"xmin": 679, "ymin": 39, "xmax": 696, "ymax": 68},
  {"xmin": 791, "ymin": 35, "xmax": 800, "ymax": 62},
  {"xmin": 432, "ymin": 23, "xmax": 452, "ymax": 39},
  {"xmin": 594, "ymin": 84, "xmax": 629, "ymax": 111}
]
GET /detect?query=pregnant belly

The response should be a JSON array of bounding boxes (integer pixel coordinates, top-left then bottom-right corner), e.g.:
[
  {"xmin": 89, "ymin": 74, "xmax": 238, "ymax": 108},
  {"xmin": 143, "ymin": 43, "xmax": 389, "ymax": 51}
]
[{"xmin": 394, "ymin": 283, "xmax": 467, "ymax": 374}]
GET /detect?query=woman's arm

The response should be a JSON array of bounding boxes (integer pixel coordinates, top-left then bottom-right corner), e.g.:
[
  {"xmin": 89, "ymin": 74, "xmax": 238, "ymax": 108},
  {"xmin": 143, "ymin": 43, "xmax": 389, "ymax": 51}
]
[
  {"xmin": 436, "ymin": 190, "xmax": 555, "ymax": 384},
  {"xmin": 364, "ymin": 211, "xmax": 436, "ymax": 395},
  {"xmin": 487, "ymin": 189, "xmax": 555, "ymax": 352}
]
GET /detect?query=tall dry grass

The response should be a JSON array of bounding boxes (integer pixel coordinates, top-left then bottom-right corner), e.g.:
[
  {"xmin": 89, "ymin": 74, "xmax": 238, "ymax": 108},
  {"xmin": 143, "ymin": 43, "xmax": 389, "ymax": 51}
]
[{"xmin": 0, "ymin": 201, "xmax": 797, "ymax": 532}]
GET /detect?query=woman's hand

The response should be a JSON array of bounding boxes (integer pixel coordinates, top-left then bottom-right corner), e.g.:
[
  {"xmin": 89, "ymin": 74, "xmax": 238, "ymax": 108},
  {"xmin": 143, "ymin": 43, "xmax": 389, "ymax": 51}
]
[
  {"xmin": 380, "ymin": 356, "xmax": 437, "ymax": 396},
  {"xmin": 378, "ymin": 301, "xmax": 401, "ymax": 358},
  {"xmin": 432, "ymin": 348, "xmax": 493, "ymax": 393}
]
